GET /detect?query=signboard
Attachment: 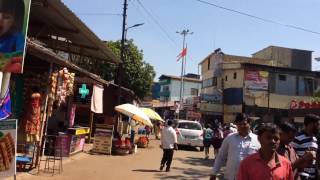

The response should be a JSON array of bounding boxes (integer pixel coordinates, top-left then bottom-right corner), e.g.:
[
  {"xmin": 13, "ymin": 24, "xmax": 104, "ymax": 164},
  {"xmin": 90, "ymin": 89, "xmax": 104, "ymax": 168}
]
[
  {"xmin": 92, "ymin": 124, "xmax": 113, "ymax": 154},
  {"xmin": 200, "ymin": 91, "xmax": 222, "ymax": 103},
  {"xmin": 0, "ymin": 0, "xmax": 31, "ymax": 73},
  {"xmin": 245, "ymin": 70, "xmax": 269, "ymax": 90},
  {"xmin": 0, "ymin": 119, "xmax": 17, "ymax": 178},
  {"xmin": 56, "ymin": 134, "xmax": 71, "ymax": 157}
]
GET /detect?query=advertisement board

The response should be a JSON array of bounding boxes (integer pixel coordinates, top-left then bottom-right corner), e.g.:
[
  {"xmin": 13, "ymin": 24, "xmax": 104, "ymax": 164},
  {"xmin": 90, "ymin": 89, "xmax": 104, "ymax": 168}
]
[
  {"xmin": 0, "ymin": 0, "xmax": 31, "ymax": 73},
  {"xmin": 92, "ymin": 124, "xmax": 113, "ymax": 154},
  {"xmin": 245, "ymin": 70, "xmax": 269, "ymax": 90},
  {"xmin": 0, "ymin": 119, "xmax": 17, "ymax": 178}
]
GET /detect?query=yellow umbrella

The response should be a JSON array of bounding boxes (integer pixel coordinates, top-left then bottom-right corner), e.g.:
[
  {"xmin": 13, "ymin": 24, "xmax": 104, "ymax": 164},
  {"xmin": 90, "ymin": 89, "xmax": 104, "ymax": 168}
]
[
  {"xmin": 115, "ymin": 104, "xmax": 153, "ymax": 127},
  {"xmin": 140, "ymin": 108, "xmax": 165, "ymax": 122}
]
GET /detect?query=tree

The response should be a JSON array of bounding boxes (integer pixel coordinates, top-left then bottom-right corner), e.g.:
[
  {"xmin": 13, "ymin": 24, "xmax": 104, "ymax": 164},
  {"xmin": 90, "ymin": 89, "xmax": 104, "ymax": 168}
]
[
  {"xmin": 106, "ymin": 40, "xmax": 155, "ymax": 99},
  {"xmin": 68, "ymin": 39, "xmax": 155, "ymax": 99}
]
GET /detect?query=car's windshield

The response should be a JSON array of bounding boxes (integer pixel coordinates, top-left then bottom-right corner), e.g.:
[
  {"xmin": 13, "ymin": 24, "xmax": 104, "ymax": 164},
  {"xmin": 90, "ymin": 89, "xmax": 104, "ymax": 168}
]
[{"xmin": 178, "ymin": 122, "xmax": 202, "ymax": 130}]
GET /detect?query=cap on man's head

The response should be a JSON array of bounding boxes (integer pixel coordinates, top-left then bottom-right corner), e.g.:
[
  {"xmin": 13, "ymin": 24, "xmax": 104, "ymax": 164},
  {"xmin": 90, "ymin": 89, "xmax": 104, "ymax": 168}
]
[{"xmin": 234, "ymin": 113, "xmax": 250, "ymax": 123}]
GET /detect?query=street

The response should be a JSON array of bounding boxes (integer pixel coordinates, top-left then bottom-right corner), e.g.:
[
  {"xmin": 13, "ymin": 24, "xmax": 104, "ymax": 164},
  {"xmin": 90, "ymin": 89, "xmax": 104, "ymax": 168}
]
[{"xmin": 17, "ymin": 138, "xmax": 214, "ymax": 180}]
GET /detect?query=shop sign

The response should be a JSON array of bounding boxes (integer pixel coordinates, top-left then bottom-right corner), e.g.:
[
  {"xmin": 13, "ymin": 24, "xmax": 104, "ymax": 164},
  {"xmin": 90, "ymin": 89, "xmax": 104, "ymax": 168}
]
[
  {"xmin": 79, "ymin": 84, "xmax": 89, "ymax": 99},
  {"xmin": 200, "ymin": 93, "xmax": 222, "ymax": 103},
  {"xmin": 245, "ymin": 70, "xmax": 268, "ymax": 90},
  {"xmin": 290, "ymin": 100, "xmax": 320, "ymax": 109},
  {"xmin": 0, "ymin": 119, "xmax": 17, "ymax": 178},
  {"xmin": 92, "ymin": 124, "xmax": 113, "ymax": 154},
  {"xmin": 0, "ymin": 0, "xmax": 31, "ymax": 73}
]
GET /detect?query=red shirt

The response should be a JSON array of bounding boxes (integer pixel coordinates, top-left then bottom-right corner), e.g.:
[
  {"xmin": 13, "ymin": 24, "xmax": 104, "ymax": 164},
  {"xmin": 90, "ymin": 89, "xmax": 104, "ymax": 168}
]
[{"xmin": 237, "ymin": 152, "xmax": 293, "ymax": 180}]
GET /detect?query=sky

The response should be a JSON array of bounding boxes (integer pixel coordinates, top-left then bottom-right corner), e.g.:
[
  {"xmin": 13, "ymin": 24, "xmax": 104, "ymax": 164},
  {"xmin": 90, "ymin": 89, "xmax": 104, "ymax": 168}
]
[{"xmin": 62, "ymin": 0, "xmax": 320, "ymax": 81}]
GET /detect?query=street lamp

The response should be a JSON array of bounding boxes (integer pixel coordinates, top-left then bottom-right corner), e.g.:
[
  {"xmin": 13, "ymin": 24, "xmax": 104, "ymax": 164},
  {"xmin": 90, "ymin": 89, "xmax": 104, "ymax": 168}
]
[{"xmin": 124, "ymin": 23, "xmax": 145, "ymax": 41}]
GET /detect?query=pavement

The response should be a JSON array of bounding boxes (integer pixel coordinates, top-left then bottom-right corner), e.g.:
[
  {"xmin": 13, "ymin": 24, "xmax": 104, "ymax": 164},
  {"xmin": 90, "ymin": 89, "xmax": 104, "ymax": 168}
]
[{"xmin": 10, "ymin": 136, "xmax": 215, "ymax": 180}]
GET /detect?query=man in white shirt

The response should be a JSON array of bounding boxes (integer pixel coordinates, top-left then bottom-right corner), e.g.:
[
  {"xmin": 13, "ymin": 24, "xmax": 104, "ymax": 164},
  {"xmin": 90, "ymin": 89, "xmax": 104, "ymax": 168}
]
[
  {"xmin": 160, "ymin": 120, "xmax": 178, "ymax": 172},
  {"xmin": 210, "ymin": 113, "xmax": 261, "ymax": 180}
]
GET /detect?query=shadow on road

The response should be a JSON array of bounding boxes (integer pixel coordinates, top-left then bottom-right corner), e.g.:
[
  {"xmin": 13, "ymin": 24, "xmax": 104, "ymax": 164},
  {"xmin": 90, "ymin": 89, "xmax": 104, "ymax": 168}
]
[
  {"xmin": 177, "ymin": 145, "xmax": 200, "ymax": 151},
  {"xmin": 132, "ymin": 169, "xmax": 161, "ymax": 173},
  {"xmin": 154, "ymin": 167, "xmax": 210, "ymax": 180},
  {"xmin": 175, "ymin": 156, "xmax": 214, "ymax": 167}
]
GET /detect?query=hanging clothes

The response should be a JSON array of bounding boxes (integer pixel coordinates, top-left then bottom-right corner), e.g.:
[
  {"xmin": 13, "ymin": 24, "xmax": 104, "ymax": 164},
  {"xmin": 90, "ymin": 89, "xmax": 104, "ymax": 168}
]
[
  {"xmin": 24, "ymin": 92, "xmax": 41, "ymax": 142},
  {"xmin": 90, "ymin": 84, "xmax": 104, "ymax": 114}
]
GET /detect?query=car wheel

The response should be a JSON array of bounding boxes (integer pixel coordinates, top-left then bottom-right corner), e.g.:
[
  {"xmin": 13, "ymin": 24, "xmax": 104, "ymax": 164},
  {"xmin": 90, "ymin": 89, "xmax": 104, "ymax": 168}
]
[{"xmin": 199, "ymin": 146, "xmax": 204, "ymax": 151}]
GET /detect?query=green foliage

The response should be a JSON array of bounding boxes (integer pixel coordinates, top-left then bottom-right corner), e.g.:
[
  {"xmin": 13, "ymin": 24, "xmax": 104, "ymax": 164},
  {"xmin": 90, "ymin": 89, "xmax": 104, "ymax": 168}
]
[{"xmin": 106, "ymin": 40, "xmax": 156, "ymax": 99}]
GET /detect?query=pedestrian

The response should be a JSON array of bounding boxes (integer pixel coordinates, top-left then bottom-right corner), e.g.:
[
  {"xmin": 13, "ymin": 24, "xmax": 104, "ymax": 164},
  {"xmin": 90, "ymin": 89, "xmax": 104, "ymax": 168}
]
[
  {"xmin": 291, "ymin": 114, "xmax": 320, "ymax": 180},
  {"xmin": 155, "ymin": 121, "xmax": 161, "ymax": 140},
  {"xmin": 160, "ymin": 120, "xmax": 178, "ymax": 172},
  {"xmin": 211, "ymin": 125, "xmax": 223, "ymax": 157},
  {"xmin": 145, "ymin": 125, "xmax": 151, "ymax": 137},
  {"xmin": 237, "ymin": 123, "xmax": 293, "ymax": 180},
  {"xmin": 203, "ymin": 123, "xmax": 213, "ymax": 159},
  {"xmin": 277, "ymin": 122, "xmax": 314, "ymax": 180},
  {"xmin": 210, "ymin": 113, "xmax": 260, "ymax": 180}
]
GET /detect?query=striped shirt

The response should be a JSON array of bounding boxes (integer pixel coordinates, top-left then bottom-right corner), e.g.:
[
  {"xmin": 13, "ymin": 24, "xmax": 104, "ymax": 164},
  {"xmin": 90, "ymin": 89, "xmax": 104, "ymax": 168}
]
[{"xmin": 291, "ymin": 132, "xmax": 318, "ymax": 179}]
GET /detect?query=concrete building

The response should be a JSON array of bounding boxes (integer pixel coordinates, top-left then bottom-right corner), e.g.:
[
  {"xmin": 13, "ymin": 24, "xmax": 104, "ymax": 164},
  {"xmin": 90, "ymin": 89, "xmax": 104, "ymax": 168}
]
[
  {"xmin": 159, "ymin": 74, "xmax": 201, "ymax": 102},
  {"xmin": 156, "ymin": 74, "xmax": 201, "ymax": 119},
  {"xmin": 199, "ymin": 47, "xmax": 320, "ymax": 125}
]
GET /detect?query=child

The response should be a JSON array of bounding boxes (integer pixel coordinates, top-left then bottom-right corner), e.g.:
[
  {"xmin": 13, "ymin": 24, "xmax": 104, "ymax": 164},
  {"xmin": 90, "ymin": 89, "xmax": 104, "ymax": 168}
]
[{"xmin": 0, "ymin": 0, "xmax": 26, "ymax": 73}]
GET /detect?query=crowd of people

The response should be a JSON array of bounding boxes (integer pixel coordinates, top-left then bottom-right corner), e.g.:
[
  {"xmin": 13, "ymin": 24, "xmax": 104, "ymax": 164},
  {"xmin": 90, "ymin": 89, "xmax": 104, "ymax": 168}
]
[{"xmin": 207, "ymin": 113, "xmax": 320, "ymax": 180}]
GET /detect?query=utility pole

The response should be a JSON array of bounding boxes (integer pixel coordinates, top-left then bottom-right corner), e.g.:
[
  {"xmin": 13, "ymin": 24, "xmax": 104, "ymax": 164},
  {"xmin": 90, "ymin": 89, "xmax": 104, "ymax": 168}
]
[
  {"xmin": 176, "ymin": 29, "xmax": 193, "ymax": 119},
  {"xmin": 115, "ymin": 0, "xmax": 127, "ymax": 132}
]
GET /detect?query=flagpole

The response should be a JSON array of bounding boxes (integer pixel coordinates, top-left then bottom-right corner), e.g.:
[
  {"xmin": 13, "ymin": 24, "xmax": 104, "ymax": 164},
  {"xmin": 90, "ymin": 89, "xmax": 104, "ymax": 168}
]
[{"xmin": 176, "ymin": 29, "xmax": 193, "ymax": 119}]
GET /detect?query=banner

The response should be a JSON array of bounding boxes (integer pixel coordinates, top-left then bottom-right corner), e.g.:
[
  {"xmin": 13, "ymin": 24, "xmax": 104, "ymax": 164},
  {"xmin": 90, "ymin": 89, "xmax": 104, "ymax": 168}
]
[
  {"xmin": 245, "ymin": 70, "xmax": 269, "ymax": 90},
  {"xmin": 0, "ymin": 119, "xmax": 17, "ymax": 178},
  {"xmin": 0, "ymin": 0, "xmax": 31, "ymax": 73}
]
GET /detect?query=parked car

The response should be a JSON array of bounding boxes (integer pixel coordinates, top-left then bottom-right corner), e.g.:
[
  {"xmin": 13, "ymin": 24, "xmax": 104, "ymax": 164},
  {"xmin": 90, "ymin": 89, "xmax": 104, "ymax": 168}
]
[{"xmin": 175, "ymin": 120, "xmax": 204, "ymax": 151}]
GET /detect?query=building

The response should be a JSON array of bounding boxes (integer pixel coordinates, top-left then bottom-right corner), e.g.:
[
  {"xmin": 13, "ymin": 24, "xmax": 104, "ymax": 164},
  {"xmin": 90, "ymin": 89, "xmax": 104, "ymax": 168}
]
[
  {"xmin": 159, "ymin": 74, "xmax": 201, "ymax": 102},
  {"xmin": 199, "ymin": 47, "xmax": 320, "ymax": 125},
  {"xmin": 152, "ymin": 82, "xmax": 161, "ymax": 100},
  {"xmin": 156, "ymin": 74, "xmax": 201, "ymax": 119}
]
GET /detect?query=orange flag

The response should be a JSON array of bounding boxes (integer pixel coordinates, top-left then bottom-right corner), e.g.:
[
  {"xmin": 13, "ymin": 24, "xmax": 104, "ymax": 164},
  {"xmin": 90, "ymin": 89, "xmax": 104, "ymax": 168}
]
[{"xmin": 177, "ymin": 47, "xmax": 187, "ymax": 61}]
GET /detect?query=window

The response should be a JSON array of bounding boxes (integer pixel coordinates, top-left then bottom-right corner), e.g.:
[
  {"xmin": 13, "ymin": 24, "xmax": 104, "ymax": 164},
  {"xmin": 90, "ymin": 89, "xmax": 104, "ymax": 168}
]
[
  {"xmin": 178, "ymin": 122, "xmax": 201, "ymax": 130},
  {"xmin": 212, "ymin": 77, "xmax": 217, "ymax": 86},
  {"xmin": 202, "ymin": 77, "xmax": 217, "ymax": 87},
  {"xmin": 233, "ymin": 72, "xmax": 237, "ymax": 79},
  {"xmin": 279, "ymin": 74, "xmax": 287, "ymax": 81},
  {"xmin": 162, "ymin": 85, "xmax": 169, "ymax": 92},
  {"xmin": 191, "ymin": 88, "xmax": 198, "ymax": 96},
  {"xmin": 208, "ymin": 58, "xmax": 211, "ymax": 70},
  {"xmin": 304, "ymin": 78, "xmax": 314, "ymax": 96},
  {"xmin": 225, "ymin": 75, "xmax": 228, "ymax": 81}
]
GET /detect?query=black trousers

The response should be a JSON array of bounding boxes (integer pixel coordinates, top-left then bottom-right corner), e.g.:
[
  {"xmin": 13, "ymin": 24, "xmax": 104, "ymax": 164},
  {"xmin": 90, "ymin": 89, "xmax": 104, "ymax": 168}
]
[{"xmin": 160, "ymin": 149, "xmax": 174, "ymax": 168}]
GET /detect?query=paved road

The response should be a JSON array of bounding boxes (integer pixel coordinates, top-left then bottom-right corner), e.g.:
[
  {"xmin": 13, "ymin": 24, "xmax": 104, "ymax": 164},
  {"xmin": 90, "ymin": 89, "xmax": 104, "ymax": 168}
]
[{"xmin": 15, "ymin": 137, "xmax": 214, "ymax": 180}]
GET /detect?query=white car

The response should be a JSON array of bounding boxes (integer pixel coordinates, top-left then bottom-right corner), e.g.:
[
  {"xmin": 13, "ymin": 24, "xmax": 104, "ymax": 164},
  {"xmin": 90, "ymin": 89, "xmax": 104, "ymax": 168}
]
[{"xmin": 175, "ymin": 120, "xmax": 204, "ymax": 151}]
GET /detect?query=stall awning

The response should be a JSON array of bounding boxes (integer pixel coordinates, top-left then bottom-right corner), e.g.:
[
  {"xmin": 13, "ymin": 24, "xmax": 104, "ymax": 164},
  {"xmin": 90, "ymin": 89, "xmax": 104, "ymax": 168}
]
[
  {"xmin": 27, "ymin": 39, "xmax": 134, "ymax": 98},
  {"xmin": 28, "ymin": 0, "xmax": 120, "ymax": 64}
]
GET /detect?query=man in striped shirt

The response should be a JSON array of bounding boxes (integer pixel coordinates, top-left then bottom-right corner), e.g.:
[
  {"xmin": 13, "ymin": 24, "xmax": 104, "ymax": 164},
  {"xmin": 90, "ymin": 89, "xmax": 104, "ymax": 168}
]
[{"xmin": 291, "ymin": 114, "xmax": 320, "ymax": 180}]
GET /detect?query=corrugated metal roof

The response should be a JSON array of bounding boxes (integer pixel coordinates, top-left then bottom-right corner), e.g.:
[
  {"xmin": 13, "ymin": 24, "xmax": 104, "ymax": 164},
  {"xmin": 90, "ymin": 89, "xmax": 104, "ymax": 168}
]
[{"xmin": 28, "ymin": 0, "xmax": 120, "ymax": 64}]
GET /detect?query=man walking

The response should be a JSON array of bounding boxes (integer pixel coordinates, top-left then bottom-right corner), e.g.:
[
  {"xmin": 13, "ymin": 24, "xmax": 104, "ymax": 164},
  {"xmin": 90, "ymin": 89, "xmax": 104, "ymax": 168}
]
[
  {"xmin": 277, "ymin": 122, "xmax": 314, "ymax": 179},
  {"xmin": 160, "ymin": 120, "xmax": 177, "ymax": 172},
  {"xmin": 291, "ymin": 114, "xmax": 320, "ymax": 180},
  {"xmin": 237, "ymin": 123, "xmax": 293, "ymax": 180},
  {"xmin": 210, "ymin": 113, "xmax": 260, "ymax": 180},
  {"xmin": 203, "ymin": 124, "xmax": 213, "ymax": 159}
]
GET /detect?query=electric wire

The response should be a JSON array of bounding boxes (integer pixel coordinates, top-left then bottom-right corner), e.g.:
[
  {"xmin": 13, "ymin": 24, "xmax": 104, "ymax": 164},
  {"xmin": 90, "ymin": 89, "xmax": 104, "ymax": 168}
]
[{"xmin": 195, "ymin": 0, "xmax": 320, "ymax": 36}]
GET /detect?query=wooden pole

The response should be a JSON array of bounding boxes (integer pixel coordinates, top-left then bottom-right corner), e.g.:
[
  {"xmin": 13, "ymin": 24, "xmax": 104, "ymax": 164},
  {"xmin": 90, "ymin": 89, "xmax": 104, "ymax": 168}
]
[{"xmin": 88, "ymin": 112, "xmax": 94, "ymax": 143}]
